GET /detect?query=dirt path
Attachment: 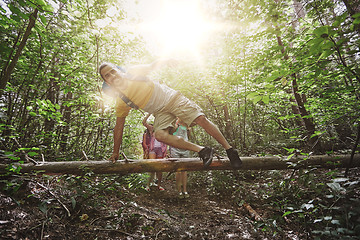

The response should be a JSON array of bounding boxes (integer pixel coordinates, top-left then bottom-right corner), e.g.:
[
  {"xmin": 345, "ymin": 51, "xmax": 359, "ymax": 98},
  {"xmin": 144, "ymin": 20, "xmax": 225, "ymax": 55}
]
[
  {"xmin": 0, "ymin": 173, "xmax": 303, "ymax": 239},
  {"xmin": 125, "ymin": 177, "xmax": 267, "ymax": 239}
]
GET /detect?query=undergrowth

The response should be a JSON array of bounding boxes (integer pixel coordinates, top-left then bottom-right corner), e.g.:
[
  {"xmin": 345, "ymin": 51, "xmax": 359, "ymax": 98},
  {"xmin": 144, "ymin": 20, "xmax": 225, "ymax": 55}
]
[
  {"xmin": 191, "ymin": 167, "xmax": 360, "ymax": 239},
  {"xmin": 1, "ymin": 161, "xmax": 360, "ymax": 239}
]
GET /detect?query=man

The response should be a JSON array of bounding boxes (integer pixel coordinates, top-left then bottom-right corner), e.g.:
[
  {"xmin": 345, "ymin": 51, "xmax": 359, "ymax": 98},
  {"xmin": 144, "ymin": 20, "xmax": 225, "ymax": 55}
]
[{"xmin": 99, "ymin": 59, "xmax": 242, "ymax": 169}]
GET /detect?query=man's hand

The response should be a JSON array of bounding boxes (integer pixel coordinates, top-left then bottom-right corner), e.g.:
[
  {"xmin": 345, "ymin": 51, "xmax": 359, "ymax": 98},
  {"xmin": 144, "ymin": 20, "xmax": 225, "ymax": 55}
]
[
  {"xmin": 166, "ymin": 58, "xmax": 179, "ymax": 68},
  {"xmin": 109, "ymin": 153, "xmax": 119, "ymax": 163}
]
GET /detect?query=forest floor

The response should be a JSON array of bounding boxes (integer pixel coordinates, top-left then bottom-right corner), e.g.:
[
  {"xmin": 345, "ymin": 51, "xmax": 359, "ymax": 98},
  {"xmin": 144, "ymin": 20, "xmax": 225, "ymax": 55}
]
[{"xmin": 0, "ymin": 167, "xmax": 359, "ymax": 240}]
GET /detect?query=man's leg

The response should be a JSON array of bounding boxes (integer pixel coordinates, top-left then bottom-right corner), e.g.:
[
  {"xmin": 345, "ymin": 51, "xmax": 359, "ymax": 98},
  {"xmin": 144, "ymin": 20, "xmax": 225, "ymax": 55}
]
[
  {"xmin": 193, "ymin": 115, "xmax": 231, "ymax": 150},
  {"xmin": 154, "ymin": 129, "xmax": 202, "ymax": 152},
  {"xmin": 194, "ymin": 115, "xmax": 242, "ymax": 169},
  {"xmin": 155, "ymin": 129, "xmax": 213, "ymax": 167}
]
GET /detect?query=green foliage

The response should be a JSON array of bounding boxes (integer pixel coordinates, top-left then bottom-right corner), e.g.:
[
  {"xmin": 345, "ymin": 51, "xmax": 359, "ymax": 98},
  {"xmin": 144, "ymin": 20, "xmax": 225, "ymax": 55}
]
[
  {"xmin": 1, "ymin": 0, "xmax": 358, "ymax": 161},
  {"xmin": 195, "ymin": 166, "xmax": 360, "ymax": 239},
  {"xmin": 1, "ymin": 1, "xmax": 359, "ymax": 238}
]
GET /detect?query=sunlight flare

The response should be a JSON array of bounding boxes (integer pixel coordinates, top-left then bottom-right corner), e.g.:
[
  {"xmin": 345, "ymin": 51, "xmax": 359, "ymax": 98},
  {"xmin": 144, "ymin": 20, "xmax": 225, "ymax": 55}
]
[{"xmin": 137, "ymin": 0, "xmax": 215, "ymax": 57}]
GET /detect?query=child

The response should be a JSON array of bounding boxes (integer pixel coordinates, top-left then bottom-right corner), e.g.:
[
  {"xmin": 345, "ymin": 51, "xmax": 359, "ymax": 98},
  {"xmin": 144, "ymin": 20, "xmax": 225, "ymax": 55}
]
[
  {"xmin": 170, "ymin": 118, "xmax": 191, "ymax": 199},
  {"xmin": 142, "ymin": 114, "xmax": 167, "ymax": 191}
]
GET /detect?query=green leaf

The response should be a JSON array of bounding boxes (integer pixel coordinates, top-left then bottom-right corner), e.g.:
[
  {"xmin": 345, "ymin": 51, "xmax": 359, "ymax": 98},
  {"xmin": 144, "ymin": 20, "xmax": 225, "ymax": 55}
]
[
  {"xmin": 321, "ymin": 40, "xmax": 334, "ymax": 49},
  {"xmin": 262, "ymin": 95, "xmax": 270, "ymax": 104},
  {"xmin": 287, "ymin": 153, "xmax": 295, "ymax": 160},
  {"xmin": 247, "ymin": 92, "xmax": 258, "ymax": 99},
  {"xmin": 282, "ymin": 211, "xmax": 292, "ymax": 217},
  {"xmin": 309, "ymin": 38, "xmax": 324, "ymax": 53},
  {"xmin": 8, "ymin": 4, "xmax": 21, "ymax": 15},
  {"xmin": 18, "ymin": 147, "xmax": 31, "ymax": 151},
  {"xmin": 71, "ymin": 197, "xmax": 76, "ymax": 209},
  {"xmin": 318, "ymin": 49, "xmax": 334, "ymax": 61},
  {"xmin": 253, "ymin": 95, "xmax": 262, "ymax": 104},
  {"xmin": 313, "ymin": 26, "xmax": 329, "ymax": 38},
  {"xmin": 336, "ymin": 38, "xmax": 348, "ymax": 47},
  {"xmin": 39, "ymin": 201, "xmax": 48, "ymax": 214},
  {"xmin": 39, "ymin": 14, "xmax": 47, "ymax": 25},
  {"xmin": 354, "ymin": 18, "xmax": 360, "ymax": 25},
  {"xmin": 310, "ymin": 130, "xmax": 326, "ymax": 138},
  {"xmin": 30, "ymin": 0, "xmax": 53, "ymax": 12},
  {"xmin": 28, "ymin": 152, "xmax": 38, "ymax": 157},
  {"xmin": 352, "ymin": 12, "xmax": 360, "ymax": 18}
]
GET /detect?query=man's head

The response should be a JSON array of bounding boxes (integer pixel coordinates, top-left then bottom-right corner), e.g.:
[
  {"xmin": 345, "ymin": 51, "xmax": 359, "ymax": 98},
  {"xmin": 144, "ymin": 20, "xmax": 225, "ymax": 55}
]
[{"xmin": 99, "ymin": 63, "xmax": 127, "ymax": 90}]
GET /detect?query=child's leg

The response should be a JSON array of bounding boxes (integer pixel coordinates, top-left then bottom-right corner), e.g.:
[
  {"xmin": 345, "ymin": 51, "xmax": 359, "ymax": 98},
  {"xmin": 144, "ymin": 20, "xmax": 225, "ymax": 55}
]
[
  {"xmin": 147, "ymin": 172, "xmax": 155, "ymax": 188},
  {"xmin": 182, "ymin": 172, "xmax": 188, "ymax": 193},
  {"xmin": 176, "ymin": 172, "xmax": 182, "ymax": 192},
  {"xmin": 146, "ymin": 152, "xmax": 157, "ymax": 188},
  {"xmin": 156, "ymin": 172, "xmax": 163, "ymax": 186}
]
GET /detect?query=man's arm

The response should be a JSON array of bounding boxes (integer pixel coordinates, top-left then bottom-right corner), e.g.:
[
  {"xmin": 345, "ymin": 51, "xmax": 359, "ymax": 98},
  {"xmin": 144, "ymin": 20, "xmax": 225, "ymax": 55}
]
[
  {"xmin": 127, "ymin": 59, "xmax": 178, "ymax": 77},
  {"xmin": 109, "ymin": 117, "xmax": 126, "ymax": 163}
]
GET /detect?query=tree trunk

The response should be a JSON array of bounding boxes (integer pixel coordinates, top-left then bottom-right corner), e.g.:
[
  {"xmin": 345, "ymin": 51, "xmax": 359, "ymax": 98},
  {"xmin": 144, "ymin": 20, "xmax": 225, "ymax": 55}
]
[
  {"xmin": 342, "ymin": 0, "xmax": 360, "ymax": 34},
  {"xmin": 223, "ymin": 104, "xmax": 232, "ymax": 142},
  {"xmin": 273, "ymin": 3, "xmax": 321, "ymax": 151},
  {"xmin": 1, "ymin": 154, "xmax": 359, "ymax": 175},
  {"xmin": 0, "ymin": 9, "xmax": 38, "ymax": 92},
  {"xmin": 342, "ymin": 0, "xmax": 360, "ymax": 16},
  {"xmin": 59, "ymin": 91, "xmax": 72, "ymax": 152}
]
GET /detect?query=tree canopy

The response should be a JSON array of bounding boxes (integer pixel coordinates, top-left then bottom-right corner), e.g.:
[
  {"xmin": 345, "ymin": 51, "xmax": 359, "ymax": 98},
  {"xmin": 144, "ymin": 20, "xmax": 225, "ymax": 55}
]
[
  {"xmin": 1, "ymin": 0, "xmax": 360, "ymax": 239},
  {"xmin": 1, "ymin": 0, "xmax": 359, "ymax": 162}
]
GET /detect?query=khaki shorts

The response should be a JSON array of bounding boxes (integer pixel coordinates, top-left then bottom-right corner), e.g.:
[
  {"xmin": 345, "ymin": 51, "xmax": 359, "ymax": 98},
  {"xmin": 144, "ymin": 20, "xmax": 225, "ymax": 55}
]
[{"xmin": 153, "ymin": 93, "xmax": 204, "ymax": 132}]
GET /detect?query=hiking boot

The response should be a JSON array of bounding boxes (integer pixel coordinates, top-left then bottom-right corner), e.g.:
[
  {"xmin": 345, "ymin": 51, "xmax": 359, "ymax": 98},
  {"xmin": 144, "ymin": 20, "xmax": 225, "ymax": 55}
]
[
  {"xmin": 199, "ymin": 147, "xmax": 214, "ymax": 167},
  {"xmin": 226, "ymin": 148, "xmax": 242, "ymax": 169}
]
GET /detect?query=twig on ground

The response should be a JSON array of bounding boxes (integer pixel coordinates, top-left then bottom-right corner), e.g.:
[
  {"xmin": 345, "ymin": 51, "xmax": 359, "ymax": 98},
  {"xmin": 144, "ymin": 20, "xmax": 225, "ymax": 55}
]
[
  {"xmin": 155, "ymin": 228, "xmax": 166, "ymax": 240},
  {"xmin": 77, "ymin": 178, "xmax": 120, "ymax": 206},
  {"xmin": 41, "ymin": 220, "xmax": 46, "ymax": 240},
  {"xmin": 345, "ymin": 123, "xmax": 360, "ymax": 177},
  {"xmin": 36, "ymin": 181, "xmax": 71, "ymax": 217},
  {"xmin": 94, "ymin": 228, "xmax": 139, "ymax": 238}
]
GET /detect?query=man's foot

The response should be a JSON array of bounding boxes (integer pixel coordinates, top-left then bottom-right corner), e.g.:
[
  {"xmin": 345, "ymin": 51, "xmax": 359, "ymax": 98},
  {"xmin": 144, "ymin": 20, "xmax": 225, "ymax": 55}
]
[
  {"xmin": 178, "ymin": 192, "xmax": 184, "ymax": 199},
  {"xmin": 199, "ymin": 147, "xmax": 214, "ymax": 167},
  {"xmin": 226, "ymin": 148, "xmax": 242, "ymax": 169},
  {"xmin": 145, "ymin": 186, "xmax": 150, "ymax": 192}
]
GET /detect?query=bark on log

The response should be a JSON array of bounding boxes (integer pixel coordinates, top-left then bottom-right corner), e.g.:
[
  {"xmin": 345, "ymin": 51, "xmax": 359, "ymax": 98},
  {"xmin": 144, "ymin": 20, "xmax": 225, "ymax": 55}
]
[{"xmin": 1, "ymin": 154, "xmax": 359, "ymax": 175}]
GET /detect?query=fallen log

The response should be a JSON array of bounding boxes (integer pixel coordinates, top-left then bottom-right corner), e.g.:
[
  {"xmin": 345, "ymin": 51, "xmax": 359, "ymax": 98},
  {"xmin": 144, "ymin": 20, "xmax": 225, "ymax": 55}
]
[{"xmin": 0, "ymin": 154, "xmax": 359, "ymax": 175}]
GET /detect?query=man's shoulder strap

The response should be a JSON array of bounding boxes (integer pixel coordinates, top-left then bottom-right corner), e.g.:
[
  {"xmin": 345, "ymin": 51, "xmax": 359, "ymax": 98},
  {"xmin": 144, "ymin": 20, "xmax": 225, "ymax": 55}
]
[
  {"xmin": 102, "ymin": 65, "xmax": 145, "ymax": 110},
  {"xmin": 117, "ymin": 90, "xmax": 139, "ymax": 110}
]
